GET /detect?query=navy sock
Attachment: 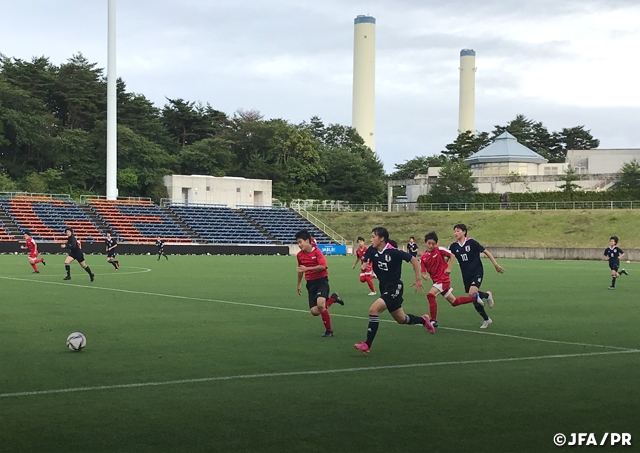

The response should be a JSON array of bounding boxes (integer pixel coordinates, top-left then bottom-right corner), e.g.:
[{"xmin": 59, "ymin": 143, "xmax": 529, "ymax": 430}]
[
  {"xmin": 365, "ymin": 315, "xmax": 379, "ymax": 347},
  {"xmin": 612, "ymin": 277, "xmax": 616, "ymax": 287},
  {"xmin": 65, "ymin": 264, "xmax": 70, "ymax": 277},
  {"xmin": 473, "ymin": 302, "xmax": 489, "ymax": 321},
  {"xmin": 478, "ymin": 291, "xmax": 489, "ymax": 299},
  {"xmin": 404, "ymin": 314, "xmax": 425, "ymax": 325}
]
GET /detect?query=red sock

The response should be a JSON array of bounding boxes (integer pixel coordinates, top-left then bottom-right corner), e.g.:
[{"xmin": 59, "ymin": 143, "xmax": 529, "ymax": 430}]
[
  {"xmin": 366, "ymin": 277, "xmax": 375, "ymax": 292},
  {"xmin": 326, "ymin": 297, "xmax": 335, "ymax": 308},
  {"xmin": 427, "ymin": 293, "xmax": 438, "ymax": 322},
  {"xmin": 35, "ymin": 259, "xmax": 43, "ymax": 264},
  {"xmin": 320, "ymin": 310, "xmax": 332, "ymax": 332},
  {"xmin": 31, "ymin": 263, "xmax": 39, "ymax": 272},
  {"xmin": 452, "ymin": 296, "xmax": 476, "ymax": 306}
]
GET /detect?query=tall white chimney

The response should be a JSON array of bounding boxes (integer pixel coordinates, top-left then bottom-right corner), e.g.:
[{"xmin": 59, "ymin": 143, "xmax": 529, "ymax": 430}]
[
  {"xmin": 458, "ymin": 48, "xmax": 476, "ymax": 134},
  {"xmin": 352, "ymin": 15, "xmax": 376, "ymax": 150}
]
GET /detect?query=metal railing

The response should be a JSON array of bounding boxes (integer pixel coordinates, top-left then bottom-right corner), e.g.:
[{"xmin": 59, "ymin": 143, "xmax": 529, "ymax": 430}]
[
  {"xmin": 0, "ymin": 191, "xmax": 73, "ymax": 201},
  {"xmin": 292, "ymin": 207, "xmax": 352, "ymax": 247},
  {"xmin": 299, "ymin": 201, "xmax": 640, "ymax": 212}
]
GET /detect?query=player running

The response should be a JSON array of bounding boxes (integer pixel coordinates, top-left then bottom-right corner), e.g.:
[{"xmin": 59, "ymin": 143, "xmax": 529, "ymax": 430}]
[
  {"xmin": 296, "ymin": 229, "xmax": 344, "ymax": 338},
  {"xmin": 20, "ymin": 232, "xmax": 45, "ymax": 273},
  {"xmin": 407, "ymin": 236, "xmax": 419, "ymax": 258},
  {"xmin": 61, "ymin": 228, "xmax": 94, "ymax": 281},
  {"xmin": 449, "ymin": 224, "xmax": 503, "ymax": 329},
  {"xmin": 604, "ymin": 235, "xmax": 628, "ymax": 290},
  {"xmin": 352, "ymin": 236, "xmax": 376, "ymax": 295},
  {"xmin": 105, "ymin": 232, "xmax": 120, "ymax": 270},
  {"xmin": 156, "ymin": 237, "xmax": 168, "ymax": 260},
  {"xmin": 420, "ymin": 231, "xmax": 481, "ymax": 328},
  {"xmin": 354, "ymin": 227, "xmax": 434, "ymax": 355}
]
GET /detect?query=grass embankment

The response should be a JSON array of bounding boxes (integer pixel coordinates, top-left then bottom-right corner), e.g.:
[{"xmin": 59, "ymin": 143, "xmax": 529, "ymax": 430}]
[{"xmin": 311, "ymin": 209, "xmax": 640, "ymax": 248}]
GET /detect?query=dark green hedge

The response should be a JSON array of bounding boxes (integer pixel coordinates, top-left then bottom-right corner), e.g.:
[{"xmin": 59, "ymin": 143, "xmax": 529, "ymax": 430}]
[{"xmin": 417, "ymin": 189, "xmax": 640, "ymax": 204}]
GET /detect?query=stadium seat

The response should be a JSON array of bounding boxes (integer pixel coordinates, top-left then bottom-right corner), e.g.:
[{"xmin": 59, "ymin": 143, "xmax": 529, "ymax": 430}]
[
  {"xmin": 0, "ymin": 195, "xmax": 104, "ymax": 242},
  {"xmin": 88, "ymin": 198, "xmax": 193, "ymax": 243},
  {"xmin": 168, "ymin": 204, "xmax": 274, "ymax": 245},
  {"xmin": 239, "ymin": 206, "xmax": 337, "ymax": 244}
]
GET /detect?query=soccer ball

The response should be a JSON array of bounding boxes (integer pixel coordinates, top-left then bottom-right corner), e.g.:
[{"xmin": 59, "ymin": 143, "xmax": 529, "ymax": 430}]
[{"xmin": 67, "ymin": 332, "xmax": 86, "ymax": 352}]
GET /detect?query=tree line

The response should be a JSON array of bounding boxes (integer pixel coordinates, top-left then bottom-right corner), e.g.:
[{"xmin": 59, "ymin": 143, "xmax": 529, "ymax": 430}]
[
  {"xmin": 0, "ymin": 54, "xmax": 386, "ymax": 203},
  {"xmin": 2, "ymin": 53, "xmax": 611, "ymax": 205}
]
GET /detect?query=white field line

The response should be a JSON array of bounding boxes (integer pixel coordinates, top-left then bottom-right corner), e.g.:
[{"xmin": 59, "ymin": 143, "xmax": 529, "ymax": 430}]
[
  {"xmin": 2, "ymin": 349, "xmax": 638, "ymax": 399},
  {"xmin": 0, "ymin": 275, "xmax": 634, "ymax": 352}
]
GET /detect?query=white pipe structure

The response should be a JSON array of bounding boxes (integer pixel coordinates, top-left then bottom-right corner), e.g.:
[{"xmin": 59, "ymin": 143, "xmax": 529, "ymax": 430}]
[
  {"xmin": 352, "ymin": 15, "xmax": 376, "ymax": 151},
  {"xmin": 106, "ymin": 0, "xmax": 118, "ymax": 199},
  {"xmin": 458, "ymin": 48, "xmax": 476, "ymax": 134}
]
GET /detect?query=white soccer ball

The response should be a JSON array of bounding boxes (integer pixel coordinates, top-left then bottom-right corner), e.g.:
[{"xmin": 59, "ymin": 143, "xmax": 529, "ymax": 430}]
[
  {"xmin": 67, "ymin": 332, "xmax": 86, "ymax": 352},
  {"xmin": 627, "ymin": 260, "xmax": 631, "ymax": 263}
]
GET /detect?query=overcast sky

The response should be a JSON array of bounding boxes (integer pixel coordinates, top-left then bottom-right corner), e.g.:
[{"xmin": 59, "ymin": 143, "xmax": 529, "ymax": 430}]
[{"xmin": 2, "ymin": 0, "xmax": 639, "ymax": 172}]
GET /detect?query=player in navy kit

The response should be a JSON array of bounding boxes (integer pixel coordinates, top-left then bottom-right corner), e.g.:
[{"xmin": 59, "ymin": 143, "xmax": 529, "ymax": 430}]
[
  {"xmin": 603, "ymin": 236, "xmax": 628, "ymax": 289},
  {"xmin": 105, "ymin": 232, "xmax": 120, "ymax": 270},
  {"xmin": 156, "ymin": 237, "xmax": 168, "ymax": 260},
  {"xmin": 61, "ymin": 228, "xmax": 94, "ymax": 281},
  {"xmin": 449, "ymin": 224, "xmax": 504, "ymax": 329},
  {"xmin": 354, "ymin": 227, "xmax": 434, "ymax": 354},
  {"xmin": 407, "ymin": 236, "xmax": 419, "ymax": 258}
]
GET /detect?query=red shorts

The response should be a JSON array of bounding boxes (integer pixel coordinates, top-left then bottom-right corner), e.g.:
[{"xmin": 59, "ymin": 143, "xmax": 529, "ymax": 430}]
[{"xmin": 29, "ymin": 251, "xmax": 39, "ymax": 259}]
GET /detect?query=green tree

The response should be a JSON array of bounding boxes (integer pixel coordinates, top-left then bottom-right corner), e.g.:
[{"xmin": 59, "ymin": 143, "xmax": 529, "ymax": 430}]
[
  {"xmin": 442, "ymin": 131, "xmax": 490, "ymax": 160},
  {"xmin": 0, "ymin": 169, "xmax": 17, "ymax": 191},
  {"xmin": 389, "ymin": 155, "xmax": 447, "ymax": 180},
  {"xmin": 616, "ymin": 160, "xmax": 640, "ymax": 190},
  {"xmin": 54, "ymin": 53, "xmax": 105, "ymax": 130},
  {"xmin": 558, "ymin": 165, "xmax": 581, "ymax": 193},
  {"xmin": 179, "ymin": 138, "xmax": 234, "ymax": 176},
  {"xmin": 554, "ymin": 126, "xmax": 600, "ymax": 151},
  {"xmin": 429, "ymin": 159, "xmax": 477, "ymax": 203},
  {"xmin": 492, "ymin": 114, "xmax": 558, "ymax": 162}
]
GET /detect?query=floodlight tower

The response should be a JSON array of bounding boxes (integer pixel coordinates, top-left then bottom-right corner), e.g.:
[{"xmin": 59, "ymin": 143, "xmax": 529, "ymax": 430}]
[
  {"xmin": 106, "ymin": 0, "xmax": 118, "ymax": 199},
  {"xmin": 352, "ymin": 15, "xmax": 376, "ymax": 150},
  {"xmin": 458, "ymin": 49, "xmax": 476, "ymax": 134}
]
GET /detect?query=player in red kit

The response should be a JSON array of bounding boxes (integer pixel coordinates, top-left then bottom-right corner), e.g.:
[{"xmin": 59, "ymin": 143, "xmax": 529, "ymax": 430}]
[
  {"xmin": 420, "ymin": 231, "xmax": 480, "ymax": 328},
  {"xmin": 296, "ymin": 229, "xmax": 344, "ymax": 337},
  {"xmin": 20, "ymin": 232, "xmax": 45, "ymax": 273},
  {"xmin": 352, "ymin": 236, "xmax": 376, "ymax": 295}
]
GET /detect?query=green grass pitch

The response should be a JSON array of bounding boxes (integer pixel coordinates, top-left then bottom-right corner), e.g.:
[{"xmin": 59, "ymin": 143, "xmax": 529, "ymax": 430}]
[{"xmin": 1, "ymin": 253, "xmax": 638, "ymax": 452}]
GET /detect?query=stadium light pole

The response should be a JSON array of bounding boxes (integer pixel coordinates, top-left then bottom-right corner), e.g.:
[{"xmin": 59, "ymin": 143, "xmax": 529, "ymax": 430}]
[{"xmin": 106, "ymin": 0, "xmax": 118, "ymax": 200}]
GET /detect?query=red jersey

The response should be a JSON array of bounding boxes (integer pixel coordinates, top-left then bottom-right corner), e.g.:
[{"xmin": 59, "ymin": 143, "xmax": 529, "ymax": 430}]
[
  {"xmin": 297, "ymin": 246, "xmax": 328, "ymax": 281},
  {"xmin": 420, "ymin": 247, "xmax": 452, "ymax": 284},
  {"xmin": 355, "ymin": 246, "xmax": 368, "ymax": 264},
  {"xmin": 26, "ymin": 237, "xmax": 37, "ymax": 255},
  {"xmin": 360, "ymin": 260, "xmax": 373, "ymax": 275}
]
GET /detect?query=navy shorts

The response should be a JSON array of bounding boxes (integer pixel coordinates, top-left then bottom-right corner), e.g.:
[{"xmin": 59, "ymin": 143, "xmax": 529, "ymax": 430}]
[
  {"xmin": 380, "ymin": 281, "xmax": 404, "ymax": 313},
  {"xmin": 306, "ymin": 277, "xmax": 330, "ymax": 308},
  {"xmin": 463, "ymin": 274, "xmax": 483, "ymax": 293},
  {"xmin": 107, "ymin": 252, "xmax": 117, "ymax": 258},
  {"xmin": 69, "ymin": 250, "xmax": 85, "ymax": 262},
  {"xmin": 609, "ymin": 261, "xmax": 619, "ymax": 271}
]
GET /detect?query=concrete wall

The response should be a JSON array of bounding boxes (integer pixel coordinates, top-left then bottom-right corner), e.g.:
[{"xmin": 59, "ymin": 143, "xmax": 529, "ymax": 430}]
[
  {"xmin": 567, "ymin": 149, "xmax": 640, "ymax": 174},
  {"xmin": 487, "ymin": 247, "xmax": 639, "ymax": 261},
  {"xmin": 163, "ymin": 175, "xmax": 272, "ymax": 208}
]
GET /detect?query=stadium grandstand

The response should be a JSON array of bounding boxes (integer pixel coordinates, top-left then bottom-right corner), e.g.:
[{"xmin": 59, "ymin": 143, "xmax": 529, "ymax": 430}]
[
  {"xmin": 0, "ymin": 194, "xmax": 104, "ymax": 241},
  {"xmin": 86, "ymin": 197, "xmax": 193, "ymax": 244},
  {"xmin": 0, "ymin": 193, "xmax": 340, "ymax": 246}
]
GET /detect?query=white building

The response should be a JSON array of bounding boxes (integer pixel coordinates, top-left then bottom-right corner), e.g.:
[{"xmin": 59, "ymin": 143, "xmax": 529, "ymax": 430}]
[
  {"xmin": 566, "ymin": 149, "xmax": 640, "ymax": 174},
  {"xmin": 402, "ymin": 133, "xmax": 629, "ymax": 201},
  {"xmin": 163, "ymin": 175, "xmax": 272, "ymax": 208}
]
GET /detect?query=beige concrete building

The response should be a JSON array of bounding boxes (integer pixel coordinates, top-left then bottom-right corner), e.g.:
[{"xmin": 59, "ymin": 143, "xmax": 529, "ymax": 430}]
[{"xmin": 163, "ymin": 175, "xmax": 272, "ymax": 208}]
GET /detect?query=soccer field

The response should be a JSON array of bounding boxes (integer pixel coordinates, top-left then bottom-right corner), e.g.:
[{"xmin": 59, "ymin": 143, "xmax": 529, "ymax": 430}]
[{"xmin": 1, "ymin": 254, "xmax": 638, "ymax": 452}]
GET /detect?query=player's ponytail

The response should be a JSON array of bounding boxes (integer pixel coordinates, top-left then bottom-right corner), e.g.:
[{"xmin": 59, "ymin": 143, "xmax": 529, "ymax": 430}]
[{"xmin": 388, "ymin": 239, "xmax": 398, "ymax": 248}]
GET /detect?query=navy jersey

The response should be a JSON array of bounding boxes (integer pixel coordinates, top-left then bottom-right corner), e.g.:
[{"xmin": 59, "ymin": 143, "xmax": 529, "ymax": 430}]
[
  {"xmin": 156, "ymin": 239, "xmax": 164, "ymax": 249},
  {"xmin": 449, "ymin": 238, "xmax": 485, "ymax": 277},
  {"xmin": 105, "ymin": 237, "xmax": 117, "ymax": 251},
  {"xmin": 65, "ymin": 235, "xmax": 81, "ymax": 253},
  {"xmin": 407, "ymin": 242, "xmax": 418, "ymax": 256},
  {"xmin": 604, "ymin": 246, "xmax": 623, "ymax": 263},
  {"xmin": 363, "ymin": 243, "xmax": 414, "ymax": 285}
]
